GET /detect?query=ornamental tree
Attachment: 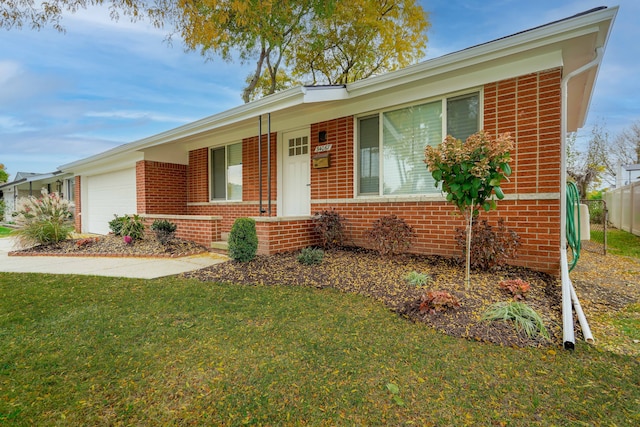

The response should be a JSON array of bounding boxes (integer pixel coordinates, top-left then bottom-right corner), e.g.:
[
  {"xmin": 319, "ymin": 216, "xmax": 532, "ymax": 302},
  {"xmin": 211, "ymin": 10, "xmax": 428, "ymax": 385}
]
[{"xmin": 424, "ymin": 131, "xmax": 513, "ymax": 290}]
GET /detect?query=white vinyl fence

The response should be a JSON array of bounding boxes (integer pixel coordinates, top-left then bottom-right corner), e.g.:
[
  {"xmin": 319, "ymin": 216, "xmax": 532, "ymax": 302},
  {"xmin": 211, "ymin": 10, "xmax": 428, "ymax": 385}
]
[{"xmin": 605, "ymin": 181, "xmax": 640, "ymax": 236}]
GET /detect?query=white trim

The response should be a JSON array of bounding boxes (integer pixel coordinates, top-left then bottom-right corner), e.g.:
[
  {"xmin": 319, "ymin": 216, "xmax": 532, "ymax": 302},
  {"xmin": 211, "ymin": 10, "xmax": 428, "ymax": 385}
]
[{"xmin": 209, "ymin": 141, "xmax": 243, "ymax": 202}]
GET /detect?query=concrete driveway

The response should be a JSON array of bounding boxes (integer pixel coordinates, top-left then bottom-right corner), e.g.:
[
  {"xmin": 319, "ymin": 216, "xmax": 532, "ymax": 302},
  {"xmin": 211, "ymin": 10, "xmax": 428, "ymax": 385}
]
[{"xmin": 0, "ymin": 237, "xmax": 227, "ymax": 279}]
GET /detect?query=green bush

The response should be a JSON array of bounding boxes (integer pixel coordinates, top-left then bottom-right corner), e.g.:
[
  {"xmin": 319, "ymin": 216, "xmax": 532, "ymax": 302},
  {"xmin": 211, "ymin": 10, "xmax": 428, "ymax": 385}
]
[
  {"xmin": 11, "ymin": 190, "xmax": 74, "ymax": 247},
  {"xmin": 151, "ymin": 219, "xmax": 177, "ymax": 245},
  {"xmin": 297, "ymin": 247, "xmax": 324, "ymax": 265},
  {"xmin": 0, "ymin": 199, "xmax": 5, "ymax": 220},
  {"xmin": 313, "ymin": 209, "xmax": 346, "ymax": 249},
  {"xmin": 109, "ymin": 214, "xmax": 145, "ymax": 240},
  {"xmin": 482, "ymin": 301, "xmax": 549, "ymax": 340},
  {"xmin": 367, "ymin": 214, "xmax": 415, "ymax": 256},
  {"xmin": 228, "ymin": 218, "xmax": 258, "ymax": 262}
]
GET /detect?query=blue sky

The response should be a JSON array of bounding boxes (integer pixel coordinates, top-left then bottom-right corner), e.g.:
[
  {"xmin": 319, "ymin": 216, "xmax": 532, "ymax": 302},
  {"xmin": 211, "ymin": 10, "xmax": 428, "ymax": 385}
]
[{"xmin": 0, "ymin": 0, "xmax": 637, "ymax": 178}]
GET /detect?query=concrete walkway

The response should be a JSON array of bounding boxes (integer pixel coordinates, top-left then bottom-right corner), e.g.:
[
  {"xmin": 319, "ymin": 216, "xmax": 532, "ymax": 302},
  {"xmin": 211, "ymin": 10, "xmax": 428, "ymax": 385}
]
[{"xmin": 0, "ymin": 237, "xmax": 227, "ymax": 279}]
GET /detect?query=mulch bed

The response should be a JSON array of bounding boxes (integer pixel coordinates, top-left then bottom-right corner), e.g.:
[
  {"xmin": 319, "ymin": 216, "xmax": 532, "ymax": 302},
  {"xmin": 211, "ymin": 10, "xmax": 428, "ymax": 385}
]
[
  {"xmin": 9, "ymin": 235, "xmax": 209, "ymax": 258},
  {"xmin": 184, "ymin": 247, "xmax": 562, "ymax": 348}
]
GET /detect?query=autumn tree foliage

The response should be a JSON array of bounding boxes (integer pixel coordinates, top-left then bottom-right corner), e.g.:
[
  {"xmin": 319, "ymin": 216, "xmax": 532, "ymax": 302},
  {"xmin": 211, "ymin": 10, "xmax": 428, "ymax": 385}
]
[
  {"xmin": 1, "ymin": 0, "xmax": 429, "ymax": 103},
  {"xmin": 424, "ymin": 131, "xmax": 513, "ymax": 290}
]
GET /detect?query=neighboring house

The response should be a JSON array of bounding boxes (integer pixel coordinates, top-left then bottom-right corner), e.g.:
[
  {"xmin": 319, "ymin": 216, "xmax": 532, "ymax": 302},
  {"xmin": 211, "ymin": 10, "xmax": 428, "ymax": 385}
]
[
  {"xmin": 0, "ymin": 171, "xmax": 75, "ymax": 222},
  {"xmin": 59, "ymin": 7, "xmax": 616, "ymax": 275},
  {"xmin": 615, "ymin": 163, "xmax": 640, "ymax": 187}
]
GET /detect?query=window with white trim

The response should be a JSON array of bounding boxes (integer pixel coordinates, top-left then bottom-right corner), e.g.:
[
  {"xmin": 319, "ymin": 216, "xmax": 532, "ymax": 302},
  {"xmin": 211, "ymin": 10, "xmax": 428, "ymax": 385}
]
[
  {"xmin": 357, "ymin": 92, "xmax": 479, "ymax": 196},
  {"xmin": 210, "ymin": 142, "xmax": 243, "ymax": 201}
]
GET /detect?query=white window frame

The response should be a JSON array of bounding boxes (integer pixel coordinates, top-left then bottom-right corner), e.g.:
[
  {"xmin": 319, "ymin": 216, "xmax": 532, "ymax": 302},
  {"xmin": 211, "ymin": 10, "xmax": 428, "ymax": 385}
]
[
  {"xmin": 354, "ymin": 89, "xmax": 483, "ymax": 198},
  {"xmin": 209, "ymin": 142, "xmax": 243, "ymax": 202}
]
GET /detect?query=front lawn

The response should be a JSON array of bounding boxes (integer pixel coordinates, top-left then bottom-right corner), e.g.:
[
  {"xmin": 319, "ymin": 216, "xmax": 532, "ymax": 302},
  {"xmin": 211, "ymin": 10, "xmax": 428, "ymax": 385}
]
[{"xmin": 1, "ymin": 273, "xmax": 638, "ymax": 426}]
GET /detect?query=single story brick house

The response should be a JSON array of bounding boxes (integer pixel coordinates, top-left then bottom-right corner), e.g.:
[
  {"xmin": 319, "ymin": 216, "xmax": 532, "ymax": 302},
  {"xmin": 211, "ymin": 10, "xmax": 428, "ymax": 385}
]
[{"xmin": 59, "ymin": 6, "xmax": 616, "ymax": 275}]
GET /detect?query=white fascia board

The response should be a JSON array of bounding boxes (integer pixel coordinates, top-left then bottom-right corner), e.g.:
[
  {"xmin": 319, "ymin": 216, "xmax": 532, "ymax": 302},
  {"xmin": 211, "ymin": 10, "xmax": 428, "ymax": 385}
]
[
  {"xmin": 67, "ymin": 152, "xmax": 144, "ymax": 176},
  {"xmin": 301, "ymin": 86, "xmax": 349, "ymax": 103}
]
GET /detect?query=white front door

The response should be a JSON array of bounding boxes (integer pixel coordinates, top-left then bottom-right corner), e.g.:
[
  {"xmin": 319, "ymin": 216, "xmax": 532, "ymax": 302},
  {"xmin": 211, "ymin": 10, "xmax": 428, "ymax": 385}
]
[{"xmin": 282, "ymin": 130, "xmax": 310, "ymax": 216}]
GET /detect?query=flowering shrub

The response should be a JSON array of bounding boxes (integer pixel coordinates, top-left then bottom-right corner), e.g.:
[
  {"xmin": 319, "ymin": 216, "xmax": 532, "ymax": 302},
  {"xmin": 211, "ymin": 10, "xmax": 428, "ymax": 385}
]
[
  {"xmin": 12, "ymin": 189, "xmax": 74, "ymax": 247},
  {"xmin": 498, "ymin": 279, "xmax": 531, "ymax": 301},
  {"xmin": 424, "ymin": 130, "xmax": 513, "ymax": 290}
]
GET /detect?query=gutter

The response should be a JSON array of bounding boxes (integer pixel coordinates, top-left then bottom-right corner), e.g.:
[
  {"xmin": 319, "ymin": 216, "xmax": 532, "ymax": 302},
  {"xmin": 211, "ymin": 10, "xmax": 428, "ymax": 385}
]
[{"xmin": 559, "ymin": 47, "xmax": 603, "ymax": 349}]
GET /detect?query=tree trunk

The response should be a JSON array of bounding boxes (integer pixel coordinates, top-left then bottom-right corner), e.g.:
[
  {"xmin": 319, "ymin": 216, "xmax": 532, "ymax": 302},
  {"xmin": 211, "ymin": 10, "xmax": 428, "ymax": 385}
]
[{"xmin": 465, "ymin": 204, "xmax": 473, "ymax": 291}]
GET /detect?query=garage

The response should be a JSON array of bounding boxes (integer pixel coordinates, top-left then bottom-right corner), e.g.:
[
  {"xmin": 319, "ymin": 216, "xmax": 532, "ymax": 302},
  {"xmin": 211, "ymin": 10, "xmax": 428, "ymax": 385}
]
[{"xmin": 84, "ymin": 168, "xmax": 136, "ymax": 234}]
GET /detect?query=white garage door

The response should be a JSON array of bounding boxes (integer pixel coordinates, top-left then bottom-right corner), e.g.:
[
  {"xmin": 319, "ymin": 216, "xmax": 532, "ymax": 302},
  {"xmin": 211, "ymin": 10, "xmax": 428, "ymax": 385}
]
[{"xmin": 85, "ymin": 169, "xmax": 136, "ymax": 234}]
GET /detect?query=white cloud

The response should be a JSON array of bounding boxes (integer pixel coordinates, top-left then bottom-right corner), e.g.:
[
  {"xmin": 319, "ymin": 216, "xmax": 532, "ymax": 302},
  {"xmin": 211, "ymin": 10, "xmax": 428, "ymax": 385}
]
[
  {"xmin": 85, "ymin": 110, "xmax": 196, "ymax": 124},
  {"xmin": 0, "ymin": 115, "xmax": 35, "ymax": 133}
]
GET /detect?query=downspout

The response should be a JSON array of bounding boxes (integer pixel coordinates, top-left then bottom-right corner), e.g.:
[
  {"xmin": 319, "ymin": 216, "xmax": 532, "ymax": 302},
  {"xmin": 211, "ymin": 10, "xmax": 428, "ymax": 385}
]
[
  {"xmin": 258, "ymin": 116, "xmax": 264, "ymax": 215},
  {"xmin": 268, "ymin": 113, "xmax": 272, "ymax": 216},
  {"xmin": 560, "ymin": 47, "xmax": 603, "ymax": 349}
]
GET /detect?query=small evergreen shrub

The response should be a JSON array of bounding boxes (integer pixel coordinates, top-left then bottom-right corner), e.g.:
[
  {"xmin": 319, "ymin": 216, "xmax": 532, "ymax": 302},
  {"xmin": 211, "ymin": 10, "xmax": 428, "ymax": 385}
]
[
  {"xmin": 313, "ymin": 209, "xmax": 346, "ymax": 249},
  {"xmin": 482, "ymin": 301, "xmax": 549, "ymax": 340},
  {"xmin": 404, "ymin": 271, "xmax": 431, "ymax": 287},
  {"xmin": 151, "ymin": 219, "xmax": 178, "ymax": 245},
  {"xmin": 108, "ymin": 214, "xmax": 127, "ymax": 236},
  {"xmin": 228, "ymin": 218, "xmax": 258, "ymax": 262},
  {"xmin": 109, "ymin": 214, "xmax": 145, "ymax": 240},
  {"xmin": 12, "ymin": 190, "xmax": 74, "ymax": 247},
  {"xmin": 367, "ymin": 214, "xmax": 415, "ymax": 256},
  {"xmin": 419, "ymin": 291, "xmax": 460, "ymax": 314},
  {"xmin": 455, "ymin": 218, "xmax": 520, "ymax": 270},
  {"xmin": 297, "ymin": 247, "xmax": 324, "ymax": 265},
  {"xmin": 498, "ymin": 279, "xmax": 531, "ymax": 301}
]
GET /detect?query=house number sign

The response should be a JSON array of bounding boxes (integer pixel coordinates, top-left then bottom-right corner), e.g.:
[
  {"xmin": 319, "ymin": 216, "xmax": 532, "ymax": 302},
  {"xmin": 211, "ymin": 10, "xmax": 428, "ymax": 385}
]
[{"xmin": 314, "ymin": 144, "xmax": 332, "ymax": 153}]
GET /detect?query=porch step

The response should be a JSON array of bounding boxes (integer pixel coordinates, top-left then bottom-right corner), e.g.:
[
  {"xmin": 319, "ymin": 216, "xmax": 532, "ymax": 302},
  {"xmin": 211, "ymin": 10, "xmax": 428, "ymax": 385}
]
[
  {"xmin": 211, "ymin": 231, "xmax": 229, "ymax": 253},
  {"xmin": 211, "ymin": 241, "xmax": 229, "ymax": 253}
]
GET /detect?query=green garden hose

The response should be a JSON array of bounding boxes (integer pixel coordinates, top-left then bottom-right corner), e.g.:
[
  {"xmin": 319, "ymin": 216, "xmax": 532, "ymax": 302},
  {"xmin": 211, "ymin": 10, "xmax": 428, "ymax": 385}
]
[{"xmin": 566, "ymin": 181, "xmax": 581, "ymax": 272}]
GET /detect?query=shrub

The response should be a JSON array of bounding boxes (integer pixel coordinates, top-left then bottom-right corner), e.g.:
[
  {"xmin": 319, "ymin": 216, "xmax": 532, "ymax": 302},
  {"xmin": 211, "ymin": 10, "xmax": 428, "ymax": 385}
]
[
  {"xmin": 297, "ymin": 247, "xmax": 324, "ymax": 265},
  {"xmin": 151, "ymin": 219, "xmax": 178, "ymax": 245},
  {"xmin": 419, "ymin": 291, "xmax": 460, "ymax": 314},
  {"xmin": 367, "ymin": 214, "xmax": 415, "ymax": 256},
  {"xmin": 498, "ymin": 279, "xmax": 531, "ymax": 301},
  {"xmin": 0, "ymin": 199, "xmax": 5, "ymax": 220},
  {"xmin": 455, "ymin": 218, "xmax": 520, "ymax": 270},
  {"xmin": 108, "ymin": 215, "xmax": 127, "ymax": 236},
  {"xmin": 11, "ymin": 190, "xmax": 74, "ymax": 247},
  {"xmin": 228, "ymin": 218, "xmax": 258, "ymax": 262},
  {"xmin": 405, "ymin": 271, "xmax": 431, "ymax": 287},
  {"xmin": 76, "ymin": 237, "xmax": 98, "ymax": 247},
  {"xmin": 313, "ymin": 209, "xmax": 346, "ymax": 249},
  {"xmin": 109, "ymin": 214, "xmax": 145, "ymax": 240},
  {"xmin": 482, "ymin": 301, "xmax": 549, "ymax": 340}
]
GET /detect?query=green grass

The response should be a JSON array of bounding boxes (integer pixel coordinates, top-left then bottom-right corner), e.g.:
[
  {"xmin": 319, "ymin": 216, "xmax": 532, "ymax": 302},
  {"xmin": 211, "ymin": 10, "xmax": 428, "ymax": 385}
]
[
  {"xmin": 597, "ymin": 228, "xmax": 640, "ymax": 258},
  {"xmin": 0, "ymin": 227, "xmax": 12, "ymax": 237},
  {"xmin": 1, "ymin": 273, "xmax": 639, "ymax": 426}
]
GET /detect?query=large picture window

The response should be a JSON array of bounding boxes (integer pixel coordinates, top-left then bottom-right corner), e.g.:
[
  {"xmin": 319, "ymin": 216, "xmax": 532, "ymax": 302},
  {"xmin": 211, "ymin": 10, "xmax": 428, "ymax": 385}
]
[
  {"xmin": 357, "ymin": 92, "xmax": 479, "ymax": 196},
  {"xmin": 210, "ymin": 142, "xmax": 242, "ymax": 201}
]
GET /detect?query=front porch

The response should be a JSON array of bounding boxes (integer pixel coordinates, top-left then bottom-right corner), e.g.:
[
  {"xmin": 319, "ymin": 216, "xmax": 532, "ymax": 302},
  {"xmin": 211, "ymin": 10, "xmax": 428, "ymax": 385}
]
[{"xmin": 141, "ymin": 214, "xmax": 318, "ymax": 255}]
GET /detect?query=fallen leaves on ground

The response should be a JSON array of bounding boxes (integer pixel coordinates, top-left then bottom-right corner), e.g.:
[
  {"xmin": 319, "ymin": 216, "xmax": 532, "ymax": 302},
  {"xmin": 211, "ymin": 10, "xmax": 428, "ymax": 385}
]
[{"xmin": 185, "ymin": 247, "xmax": 561, "ymax": 348}]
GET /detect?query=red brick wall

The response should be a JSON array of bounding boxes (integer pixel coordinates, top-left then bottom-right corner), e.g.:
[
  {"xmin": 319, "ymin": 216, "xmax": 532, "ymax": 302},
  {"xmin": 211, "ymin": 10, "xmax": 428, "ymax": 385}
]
[
  {"xmin": 256, "ymin": 219, "xmax": 318, "ymax": 255},
  {"xmin": 188, "ymin": 148, "xmax": 209, "ymax": 204},
  {"xmin": 74, "ymin": 175, "xmax": 81, "ymax": 232},
  {"xmin": 136, "ymin": 161, "xmax": 187, "ymax": 215},
  {"xmin": 152, "ymin": 68, "xmax": 563, "ymax": 274},
  {"xmin": 311, "ymin": 117, "xmax": 354, "ymax": 200},
  {"xmin": 142, "ymin": 215, "xmax": 219, "ymax": 247},
  {"xmin": 243, "ymin": 133, "xmax": 278, "ymax": 204}
]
